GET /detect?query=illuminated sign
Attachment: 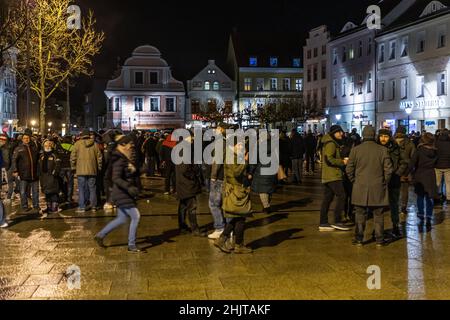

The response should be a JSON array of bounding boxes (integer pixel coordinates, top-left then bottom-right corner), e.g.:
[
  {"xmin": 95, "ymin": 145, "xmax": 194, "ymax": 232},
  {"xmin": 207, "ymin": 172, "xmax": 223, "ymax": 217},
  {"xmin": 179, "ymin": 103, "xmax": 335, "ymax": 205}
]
[
  {"xmin": 353, "ymin": 112, "xmax": 369, "ymax": 120},
  {"xmin": 400, "ymin": 98, "xmax": 445, "ymax": 110}
]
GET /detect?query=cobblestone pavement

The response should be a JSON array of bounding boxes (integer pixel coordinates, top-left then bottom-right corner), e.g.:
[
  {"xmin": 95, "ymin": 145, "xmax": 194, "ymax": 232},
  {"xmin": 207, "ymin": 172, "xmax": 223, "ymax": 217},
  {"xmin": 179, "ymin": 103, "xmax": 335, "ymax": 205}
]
[{"xmin": 1, "ymin": 172, "xmax": 450, "ymax": 300}]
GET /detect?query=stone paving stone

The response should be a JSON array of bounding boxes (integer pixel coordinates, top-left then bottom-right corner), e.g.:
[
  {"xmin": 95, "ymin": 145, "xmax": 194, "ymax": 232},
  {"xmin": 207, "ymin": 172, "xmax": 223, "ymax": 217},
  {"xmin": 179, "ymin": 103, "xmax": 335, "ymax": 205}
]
[
  {"xmin": 0, "ymin": 285, "xmax": 39, "ymax": 300},
  {"xmin": 205, "ymin": 288, "xmax": 249, "ymax": 300},
  {"xmin": 24, "ymin": 274, "xmax": 64, "ymax": 286}
]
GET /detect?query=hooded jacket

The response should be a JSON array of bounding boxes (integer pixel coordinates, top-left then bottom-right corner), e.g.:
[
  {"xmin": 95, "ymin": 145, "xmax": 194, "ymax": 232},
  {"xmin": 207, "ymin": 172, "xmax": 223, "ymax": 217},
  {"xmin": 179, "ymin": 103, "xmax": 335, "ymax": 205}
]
[
  {"xmin": 395, "ymin": 133, "xmax": 416, "ymax": 176},
  {"xmin": 410, "ymin": 144, "xmax": 438, "ymax": 198},
  {"xmin": 435, "ymin": 132, "xmax": 450, "ymax": 169},
  {"xmin": 111, "ymin": 150, "xmax": 139, "ymax": 208},
  {"xmin": 70, "ymin": 137, "xmax": 102, "ymax": 176},
  {"xmin": 377, "ymin": 139, "xmax": 409, "ymax": 189},
  {"xmin": 321, "ymin": 134, "xmax": 345, "ymax": 184}
]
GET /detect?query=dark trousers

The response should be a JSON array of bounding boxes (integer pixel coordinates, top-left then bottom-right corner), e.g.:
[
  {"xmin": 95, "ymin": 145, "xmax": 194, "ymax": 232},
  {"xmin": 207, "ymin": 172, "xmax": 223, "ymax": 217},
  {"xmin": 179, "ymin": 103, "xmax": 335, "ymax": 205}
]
[
  {"xmin": 222, "ymin": 217, "xmax": 246, "ymax": 245},
  {"xmin": 355, "ymin": 206, "xmax": 385, "ymax": 243},
  {"xmin": 388, "ymin": 187, "xmax": 400, "ymax": 225},
  {"xmin": 400, "ymin": 181, "xmax": 410, "ymax": 209},
  {"xmin": 178, "ymin": 196, "xmax": 199, "ymax": 230},
  {"xmin": 320, "ymin": 181, "xmax": 346, "ymax": 225},
  {"xmin": 343, "ymin": 178, "xmax": 354, "ymax": 222},
  {"xmin": 305, "ymin": 153, "xmax": 315, "ymax": 172},
  {"xmin": 164, "ymin": 164, "xmax": 176, "ymax": 192},
  {"xmin": 59, "ymin": 168, "xmax": 74, "ymax": 202}
]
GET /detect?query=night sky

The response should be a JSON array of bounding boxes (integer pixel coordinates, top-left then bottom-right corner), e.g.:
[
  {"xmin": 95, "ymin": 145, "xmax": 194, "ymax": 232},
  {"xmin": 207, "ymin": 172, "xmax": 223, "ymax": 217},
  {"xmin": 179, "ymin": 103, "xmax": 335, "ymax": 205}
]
[{"xmin": 72, "ymin": 0, "xmax": 380, "ymax": 106}]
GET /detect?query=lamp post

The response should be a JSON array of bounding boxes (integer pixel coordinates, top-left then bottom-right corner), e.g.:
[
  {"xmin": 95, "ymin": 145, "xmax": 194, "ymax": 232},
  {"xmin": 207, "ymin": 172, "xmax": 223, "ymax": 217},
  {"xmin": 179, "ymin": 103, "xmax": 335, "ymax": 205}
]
[
  {"xmin": 7, "ymin": 119, "xmax": 13, "ymax": 138},
  {"xmin": 62, "ymin": 123, "xmax": 66, "ymax": 136},
  {"xmin": 405, "ymin": 106, "xmax": 413, "ymax": 134}
]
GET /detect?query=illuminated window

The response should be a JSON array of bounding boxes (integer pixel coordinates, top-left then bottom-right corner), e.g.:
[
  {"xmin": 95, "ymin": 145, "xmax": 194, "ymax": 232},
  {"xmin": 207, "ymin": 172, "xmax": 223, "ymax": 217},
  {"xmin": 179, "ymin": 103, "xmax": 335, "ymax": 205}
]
[
  {"xmin": 295, "ymin": 79, "xmax": 303, "ymax": 91},
  {"xmin": 367, "ymin": 72, "xmax": 372, "ymax": 93},
  {"xmin": 270, "ymin": 57, "xmax": 278, "ymax": 67},
  {"xmin": 401, "ymin": 78, "xmax": 408, "ymax": 100},
  {"xmin": 204, "ymin": 81, "xmax": 210, "ymax": 90},
  {"xmin": 417, "ymin": 75, "xmax": 425, "ymax": 97},
  {"xmin": 150, "ymin": 97, "xmax": 160, "ymax": 112},
  {"xmin": 438, "ymin": 72, "xmax": 447, "ymax": 96},
  {"xmin": 271, "ymin": 78, "xmax": 278, "ymax": 91},
  {"xmin": 166, "ymin": 97, "xmax": 176, "ymax": 112},
  {"xmin": 213, "ymin": 81, "xmax": 220, "ymax": 90},
  {"xmin": 293, "ymin": 58, "xmax": 301, "ymax": 67},
  {"xmin": 401, "ymin": 37, "xmax": 409, "ymax": 57},
  {"xmin": 134, "ymin": 97, "xmax": 144, "ymax": 111},
  {"xmin": 244, "ymin": 78, "xmax": 252, "ymax": 91},
  {"xmin": 349, "ymin": 44, "xmax": 354, "ymax": 60},
  {"xmin": 249, "ymin": 57, "xmax": 258, "ymax": 66}
]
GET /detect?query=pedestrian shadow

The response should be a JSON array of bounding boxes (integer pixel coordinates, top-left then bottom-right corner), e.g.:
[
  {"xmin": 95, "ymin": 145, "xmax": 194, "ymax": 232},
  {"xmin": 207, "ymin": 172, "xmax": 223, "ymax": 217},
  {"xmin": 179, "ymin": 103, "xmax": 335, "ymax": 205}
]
[
  {"xmin": 246, "ymin": 228, "xmax": 304, "ymax": 250},
  {"xmin": 6, "ymin": 212, "xmax": 72, "ymax": 239},
  {"xmin": 433, "ymin": 210, "xmax": 446, "ymax": 226},
  {"xmin": 246, "ymin": 213, "xmax": 289, "ymax": 230},
  {"xmin": 270, "ymin": 198, "xmax": 313, "ymax": 212},
  {"xmin": 105, "ymin": 228, "xmax": 180, "ymax": 250}
]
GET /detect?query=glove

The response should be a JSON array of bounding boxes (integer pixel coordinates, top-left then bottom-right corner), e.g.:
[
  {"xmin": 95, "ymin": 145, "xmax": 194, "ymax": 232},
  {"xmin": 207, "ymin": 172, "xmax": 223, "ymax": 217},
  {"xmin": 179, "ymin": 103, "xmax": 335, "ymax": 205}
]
[{"xmin": 128, "ymin": 186, "xmax": 139, "ymax": 198}]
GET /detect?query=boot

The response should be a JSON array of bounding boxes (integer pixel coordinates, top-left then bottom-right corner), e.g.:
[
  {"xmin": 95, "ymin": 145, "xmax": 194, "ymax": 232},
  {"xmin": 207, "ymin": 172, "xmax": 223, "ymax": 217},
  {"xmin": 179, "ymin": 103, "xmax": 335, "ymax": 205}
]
[
  {"xmin": 234, "ymin": 244, "xmax": 253, "ymax": 254},
  {"xmin": 392, "ymin": 224, "xmax": 403, "ymax": 239},
  {"xmin": 188, "ymin": 212, "xmax": 205, "ymax": 237},
  {"xmin": 52, "ymin": 202, "xmax": 60, "ymax": 214},
  {"xmin": 214, "ymin": 235, "xmax": 231, "ymax": 253}
]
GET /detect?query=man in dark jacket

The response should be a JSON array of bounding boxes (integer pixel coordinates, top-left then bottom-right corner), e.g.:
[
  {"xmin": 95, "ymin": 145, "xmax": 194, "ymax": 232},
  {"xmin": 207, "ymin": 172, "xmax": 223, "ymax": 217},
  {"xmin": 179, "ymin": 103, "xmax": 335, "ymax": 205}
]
[
  {"xmin": 160, "ymin": 134, "xmax": 177, "ymax": 194},
  {"xmin": 346, "ymin": 126, "xmax": 393, "ymax": 247},
  {"xmin": 435, "ymin": 129, "xmax": 450, "ymax": 202},
  {"xmin": 56, "ymin": 135, "xmax": 74, "ymax": 204},
  {"xmin": 319, "ymin": 125, "xmax": 352, "ymax": 232},
  {"xmin": 0, "ymin": 134, "xmax": 18, "ymax": 203},
  {"xmin": 142, "ymin": 133, "xmax": 158, "ymax": 176},
  {"xmin": 304, "ymin": 130, "xmax": 317, "ymax": 175},
  {"xmin": 378, "ymin": 129, "xmax": 408, "ymax": 238},
  {"xmin": 394, "ymin": 126, "xmax": 416, "ymax": 214},
  {"xmin": 11, "ymin": 130, "xmax": 40, "ymax": 212},
  {"xmin": 289, "ymin": 129, "xmax": 305, "ymax": 184},
  {"xmin": 175, "ymin": 136, "xmax": 205, "ymax": 237}
]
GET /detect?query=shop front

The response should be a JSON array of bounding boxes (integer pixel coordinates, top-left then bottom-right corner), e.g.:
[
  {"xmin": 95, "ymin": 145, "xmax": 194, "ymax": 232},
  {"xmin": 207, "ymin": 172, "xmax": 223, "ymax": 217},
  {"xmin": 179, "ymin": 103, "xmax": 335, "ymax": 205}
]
[{"xmin": 328, "ymin": 106, "xmax": 376, "ymax": 135}]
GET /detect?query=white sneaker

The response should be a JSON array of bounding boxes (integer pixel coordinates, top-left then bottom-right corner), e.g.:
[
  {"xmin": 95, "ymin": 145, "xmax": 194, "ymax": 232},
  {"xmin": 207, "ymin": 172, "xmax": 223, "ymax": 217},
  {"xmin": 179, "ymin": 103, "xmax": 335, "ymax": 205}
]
[
  {"xmin": 103, "ymin": 203, "xmax": 114, "ymax": 210},
  {"xmin": 208, "ymin": 229, "xmax": 224, "ymax": 240},
  {"xmin": 0, "ymin": 222, "xmax": 8, "ymax": 228}
]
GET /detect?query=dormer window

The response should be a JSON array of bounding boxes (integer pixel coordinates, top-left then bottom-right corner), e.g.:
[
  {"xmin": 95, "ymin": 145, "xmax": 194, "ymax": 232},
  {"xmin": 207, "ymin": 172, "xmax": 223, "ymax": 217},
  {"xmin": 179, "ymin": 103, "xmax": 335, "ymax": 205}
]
[
  {"xmin": 249, "ymin": 57, "xmax": 258, "ymax": 67},
  {"xmin": 270, "ymin": 57, "xmax": 278, "ymax": 67},
  {"xmin": 134, "ymin": 71, "xmax": 144, "ymax": 85},
  {"xmin": 204, "ymin": 81, "xmax": 211, "ymax": 90},
  {"xmin": 149, "ymin": 72, "xmax": 158, "ymax": 84},
  {"xmin": 213, "ymin": 81, "xmax": 220, "ymax": 90}
]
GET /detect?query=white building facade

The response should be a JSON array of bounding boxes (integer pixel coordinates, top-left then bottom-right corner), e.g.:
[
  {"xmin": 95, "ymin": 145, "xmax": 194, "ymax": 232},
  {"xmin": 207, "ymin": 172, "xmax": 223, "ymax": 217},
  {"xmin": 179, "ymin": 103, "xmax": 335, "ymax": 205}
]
[
  {"xmin": 186, "ymin": 60, "xmax": 236, "ymax": 126},
  {"xmin": 104, "ymin": 45, "xmax": 185, "ymax": 131},
  {"xmin": 376, "ymin": 1, "xmax": 450, "ymax": 133},
  {"xmin": 0, "ymin": 48, "xmax": 18, "ymax": 135}
]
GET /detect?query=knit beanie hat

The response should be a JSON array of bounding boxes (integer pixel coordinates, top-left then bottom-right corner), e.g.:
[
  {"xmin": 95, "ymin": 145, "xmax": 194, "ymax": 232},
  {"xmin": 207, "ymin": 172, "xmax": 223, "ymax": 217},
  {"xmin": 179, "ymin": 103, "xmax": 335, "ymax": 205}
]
[
  {"xmin": 330, "ymin": 125, "xmax": 344, "ymax": 135},
  {"xmin": 378, "ymin": 128, "xmax": 392, "ymax": 137}
]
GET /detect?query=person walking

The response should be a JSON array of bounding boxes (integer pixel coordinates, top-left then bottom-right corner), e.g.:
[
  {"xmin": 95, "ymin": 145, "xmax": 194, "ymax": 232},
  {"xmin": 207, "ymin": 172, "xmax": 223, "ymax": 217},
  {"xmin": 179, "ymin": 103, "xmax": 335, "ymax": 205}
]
[
  {"xmin": 215, "ymin": 140, "xmax": 253, "ymax": 254},
  {"xmin": 94, "ymin": 135, "xmax": 143, "ymax": 253},
  {"xmin": 70, "ymin": 129, "xmax": 103, "ymax": 213},
  {"xmin": 11, "ymin": 129, "xmax": 40, "ymax": 213},
  {"xmin": 395, "ymin": 126, "xmax": 416, "ymax": 215},
  {"xmin": 409, "ymin": 133, "xmax": 438, "ymax": 227},
  {"xmin": 346, "ymin": 126, "xmax": 393, "ymax": 247},
  {"xmin": 377, "ymin": 128, "xmax": 408, "ymax": 238},
  {"xmin": 319, "ymin": 125, "xmax": 352, "ymax": 232},
  {"xmin": 290, "ymin": 129, "xmax": 305, "ymax": 185},
  {"xmin": 434, "ymin": 128, "xmax": 450, "ymax": 203},
  {"xmin": 39, "ymin": 140, "xmax": 62, "ymax": 217}
]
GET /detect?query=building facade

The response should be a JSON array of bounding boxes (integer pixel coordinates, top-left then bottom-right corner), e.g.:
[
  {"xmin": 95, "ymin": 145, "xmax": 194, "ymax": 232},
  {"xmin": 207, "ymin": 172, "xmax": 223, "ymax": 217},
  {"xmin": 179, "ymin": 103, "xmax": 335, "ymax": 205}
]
[
  {"xmin": 303, "ymin": 25, "xmax": 330, "ymax": 133},
  {"xmin": 376, "ymin": 0, "xmax": 450, "ymax": 133},
  {"xmin": 0, "ymin": 48, "xmax": 18, "ymax": 135},
  {"xmin": 186, "ymin": 60, "xmax": 236, "ymax": 127},
  {"xmin": 227, "ymin": 32, "xmax": 304, "ymax": 129},
  {"xmin": 104, "ymin": 45, "xmax": 185, "ymax": 131}
]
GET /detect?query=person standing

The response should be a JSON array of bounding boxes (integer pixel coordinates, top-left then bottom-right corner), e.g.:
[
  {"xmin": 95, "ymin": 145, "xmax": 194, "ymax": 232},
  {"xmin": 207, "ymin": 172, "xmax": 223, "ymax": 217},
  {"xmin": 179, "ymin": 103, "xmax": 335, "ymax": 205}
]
[
  {"xmin": 377, "ymin": 128, "xmax": 408, "ymax": 238},
  {"xmin": 160, "ymin": 133, "xmax": 177, "ymax": 195},
  {"xmin": 395, "ymin": 126, "xmax": 416, "ymax": 214},
  {"xmin": 94, "ymin": 135, "xmax": 143, "ymax": 253},
  {"xmin": 11, "ymin": 129, "xmax": 40, "ymax": 213},
  {"xmin": 319, "ymin": 125, "xmax": 352, "ymax": 232},
  {"xmin": 304, "ymin": 130, "xmax": 317, "ymax": 175},
  {"xmin": 57, "ymin": 135, "xmax": 74, "ymax": 204},
  {"xmin": 289, "ymin": 129, "xmax": 305, "ymax": 185},
  {"xmin": 346, "ymin": 126, "xmax": 393, "ymax": 247},
  {"xmin": 39, "ymin": 140, "xmax": 62, "ymax": 217},
  {"xmin": 434, "ymin": 129, "xmax": 450, "ymax": 203},
  {"xmin": 0, "ymin": 134, "xmax": 14, "ymax": 203},
  {"xmin": 409, "ymin": 133, "xmax": 438, "ymax": 227},
  {"xmin": 70, "ymin": 129, "xmax": 103, "ymax": 213}
]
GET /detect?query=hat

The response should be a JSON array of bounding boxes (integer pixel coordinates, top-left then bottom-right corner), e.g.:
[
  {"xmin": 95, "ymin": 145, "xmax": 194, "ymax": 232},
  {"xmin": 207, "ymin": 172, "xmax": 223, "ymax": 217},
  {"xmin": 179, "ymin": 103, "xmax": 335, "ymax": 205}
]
[
  {"xmin": 80, "ymin": 129, "xmax": 90, "ymax": 138},
  {"xmin": 330, "ymin": 125, "xmax": 344, "ymax": 135},
  {"xmin": 24, "ymin": 128, "xmax": 33, "ymax": 137},
  {"xmin": 395, "ymin": 126, "xmax": 407, "ymax": 135},
  {"xmin": 420, "ymin": 132, "xmax": 435, "ymax": 146},
  {"xmin": 378, "ymin": 128, "xmax": 392, "ymax": 137},
  {"xmin": 362, "ymin": 125, "xmax": 376, "ymax": 140}
]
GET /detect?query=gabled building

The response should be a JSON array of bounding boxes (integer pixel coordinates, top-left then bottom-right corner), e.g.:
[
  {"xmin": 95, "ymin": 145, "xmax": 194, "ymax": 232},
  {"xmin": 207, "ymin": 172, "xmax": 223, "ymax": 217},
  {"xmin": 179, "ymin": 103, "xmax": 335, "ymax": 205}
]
[
  {"xmin": 227, "ymin": 31, "xmax": 304, "ymax": 129},
  {"xmin": 104, "ymin": 45, "xmax": 185, "ymax": 131},
  {"xmin": 0, "ymin": 47, "xmax": 18, "ymax": 135},
  {"xmin": 186, "ymin": 60, "xmax": 236, "ymax": 127}
]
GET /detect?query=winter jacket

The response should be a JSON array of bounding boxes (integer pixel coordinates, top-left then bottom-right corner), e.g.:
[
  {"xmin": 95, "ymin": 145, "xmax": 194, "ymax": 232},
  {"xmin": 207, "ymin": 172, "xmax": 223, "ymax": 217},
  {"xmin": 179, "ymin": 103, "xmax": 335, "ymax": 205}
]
[
  {"xmin": 395, "ymin": 133, "xmax": 416, "ymax": 176},
  {"xmin": 249, "ymin": 162, "xmax": 277, "ymax": 194},
  {"xmin": 321, "ymin": 134, "xmax": 345, "ymax": 184},
  {"xmin": 0, "ymin": 142, "xmax": 13, "ymax": 170},
  {"xmin": 222, "ymin": 162, "xmax": 252, "ymax": 218},
  {"xmin": 304, "ymin": 134, "xmax": 317, "ymax": 154},
  {"xmin": 410, "ymin": 145, "xmax": 438, "ymax": 198},
  {"xmin": 39, "ymin": 151, "xmax": 61, "ymax": 195},
  {"xmin": 70, "ymin": 138, "xmax": 102, "ymax": 176},
  {"xmin": 279, "ymin": 136, "xmax": 292, "ymax": 168},
  {"xmin": 111, "ymin": 151, "xmax": 139, "ymax": 208},
  {"xmin": 57, "ymin": 142, "xmax": 73, "ymax": 169},
  {"xmin": 11, "ymin": 143, "xmax": 40, "ymax": 182},
  {"xmin": 378, "ymin": 140, "xmax": 409, "ymax": 189},
  {"xmin": 435, "ymin": 133, "xmax": 450, "ymax": 169},
  {"xmin": 346, "ymin": 140, "xmax": 393, "ymax": 207},
  {"xmin": 290, "ymin": 133, "xmax": 305, "ymax": 159},
  {"xmin": 175, "ymin": 163, "xmax": 202, "ymax": 200}
]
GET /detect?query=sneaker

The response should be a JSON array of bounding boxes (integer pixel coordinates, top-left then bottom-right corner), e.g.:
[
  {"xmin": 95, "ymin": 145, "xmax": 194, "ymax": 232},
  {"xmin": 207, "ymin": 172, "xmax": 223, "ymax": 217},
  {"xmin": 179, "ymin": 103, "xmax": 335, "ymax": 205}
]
[
  {"xmin": 0, "ymin": 222, "xmax": 9, "ymax": 228},
  {"xmin": 234, "ymin": 244, "xmax": 253, "ymax": 254},
  {"xmin": 103, "ymin": 203, "xmax": 114, "ymax": 210},
  {"xmin": 91, "ymin": 207, "xmax": 100, "ymax": 212},
  {"xmin": 392, "ymin": 225, "xmax": 403, "ymax": 239},
  {"xmin": 192, "ymin": 229, "xmax": 207, "ymax": 237},
  {"xmin": 94, "ymin": 236, "xmax": 106, "ymax": 248},
  {"xmin": 208, "ymin": 229, "xmax": 224, "ymax": 240},
  {"xmin": 352, "ymin": 238, "xmax": 364, "ymax": 246},
  {"xmin": 128, "ymin": 246, "xmax": 144, "ymax": 253},
  {"xmin": 376, "ymin": 240, "xmax": 389, "ymax": 247},
  {"xmin": 331, "ymin": 223, "xmax": 352, "ymax": 231},
  {"xmin": 263, "ymin": 207, "xmax": 272, "ymax": 214},
  {"xmin": 319, "ymin": 224, "xmax": 335, "ymax": 232},
  {"xmin": 75, "ymin": 208, "xmax": 86, "ymax": 214}
]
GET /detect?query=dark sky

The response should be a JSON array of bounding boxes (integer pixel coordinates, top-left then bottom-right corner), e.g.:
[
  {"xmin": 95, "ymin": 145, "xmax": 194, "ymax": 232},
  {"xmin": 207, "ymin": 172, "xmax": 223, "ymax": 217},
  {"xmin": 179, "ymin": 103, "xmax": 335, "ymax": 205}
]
[{"xmin": 72, "ymin": 0, "xmax": 379, "ymax": 105}]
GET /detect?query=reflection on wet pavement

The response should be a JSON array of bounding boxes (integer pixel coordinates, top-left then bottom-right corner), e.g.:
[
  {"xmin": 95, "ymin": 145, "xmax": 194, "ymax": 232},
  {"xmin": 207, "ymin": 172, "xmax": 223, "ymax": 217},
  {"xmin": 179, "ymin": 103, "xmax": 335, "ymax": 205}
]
[{"xmin": 0, "ymin": 175, "xmax": 449, "ymax": 300}]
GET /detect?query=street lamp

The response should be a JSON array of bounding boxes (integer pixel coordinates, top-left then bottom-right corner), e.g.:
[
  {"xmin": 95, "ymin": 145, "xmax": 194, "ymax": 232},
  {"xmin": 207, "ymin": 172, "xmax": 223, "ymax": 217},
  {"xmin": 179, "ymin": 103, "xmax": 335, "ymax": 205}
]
[
  {"xmin": 405, "ymin": 106, "xmax": 413, "ymax": 134},
  {"xmin": 30, "ymin": 120, "xmax": 36, "ymax": 133},
  {"xmin": 48, "ymin": 121, "xmax": 52, "ymax": 133},
  {"xmin": 62, "ymin": 123, "xmax": 66, "ymax": 136},
  {"xmin": 7, "ymin": 119, "xmax": 13, "ymax": 137}
]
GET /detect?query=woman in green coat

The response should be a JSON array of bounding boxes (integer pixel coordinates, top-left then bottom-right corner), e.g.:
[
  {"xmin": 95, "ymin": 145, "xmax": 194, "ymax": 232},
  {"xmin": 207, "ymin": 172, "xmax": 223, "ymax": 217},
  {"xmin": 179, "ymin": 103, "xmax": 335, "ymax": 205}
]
[{"xmin": 214, "ymin": 141, "xmax": 253, "ymax": 254}]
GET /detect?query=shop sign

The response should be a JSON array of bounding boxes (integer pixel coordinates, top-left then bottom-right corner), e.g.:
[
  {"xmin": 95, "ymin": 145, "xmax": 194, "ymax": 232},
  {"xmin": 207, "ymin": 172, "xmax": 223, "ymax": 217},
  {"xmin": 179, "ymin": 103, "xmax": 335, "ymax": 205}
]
[
  {"xmin": 353, "ymin": 112, "xmax": 369, "ymax": 120},
  {"xmin": 400, "ymin": 98, "xmax": 445, "ymax": 110}
]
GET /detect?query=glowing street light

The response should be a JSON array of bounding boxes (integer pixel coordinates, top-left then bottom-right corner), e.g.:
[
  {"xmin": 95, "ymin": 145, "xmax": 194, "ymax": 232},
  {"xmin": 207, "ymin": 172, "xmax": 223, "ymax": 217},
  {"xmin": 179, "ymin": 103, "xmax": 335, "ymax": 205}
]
[
  {"xmin": 7, "ymin": 119, "xmax": 13, "ymax": 137},
  {"xmin": 405, "ymin": 106, "xmax": 413, "ymax": 134}
]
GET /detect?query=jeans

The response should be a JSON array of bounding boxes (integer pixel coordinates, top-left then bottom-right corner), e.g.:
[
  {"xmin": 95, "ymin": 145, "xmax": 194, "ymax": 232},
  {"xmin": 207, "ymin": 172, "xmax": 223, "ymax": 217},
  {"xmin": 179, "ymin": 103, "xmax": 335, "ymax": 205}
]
[
  {"xmin": 417, "ymin": 195, "xmax": 434, "ymax": 219},
  {"xmin": 291, "ymin": 158, "xmax": 303, "ymax": 183},
  {"xmin": 435, "ymin": 168, "xmax": 450, "ymax": 200},
  {"xmin": 60, "ymin": 168, "xmax": 74, "ymax": 202},
  {"xmin": 6, "ymin": 169, "xmax": 19, "ymax": 199},
  {"xmin": 320, "ymin": 181, "xmax": 346, "ymax": 225},
  {"xmin": 209, "ymin": 180, "xmax": 224, "ymax": 230},
  {"xmin": 355, "ymin": 206, "xmax": 385, "ymax": 243},
  {"xmin": 78, "ymin": 176, "xmax": 97, "ymax": 209},
  {"xmin": 97, "ymin": 206, "xmax": 141, "ymax": 247},
  {"xmin": 388, "ymin": 187, "xmax": 401, "ymax": 226},
  {"xmin": 20, "ymin": 180, "xmax": 39, "ymax": 209}
]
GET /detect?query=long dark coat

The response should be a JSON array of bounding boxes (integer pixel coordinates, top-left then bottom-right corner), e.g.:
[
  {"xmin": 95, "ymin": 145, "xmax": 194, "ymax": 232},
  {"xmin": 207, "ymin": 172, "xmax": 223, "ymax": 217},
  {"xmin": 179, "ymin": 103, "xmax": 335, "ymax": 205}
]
[
  {"xmin": 346, "ymin": 140, "xmax": 393, "ymax": 207},
  {"xmin": 175, "ymin": 163, "xmax": 202, "ymax": 200},
  {"xmin": 39, "ymin": 152, "xmax": 61, "ymax": 195},
  {"xmin": 249, "ymin": 162, "xmax": 277, "ymax": 194},
  {"xmin": 409, "ymin": 145, "xmax": 438, "ymax": 198}
]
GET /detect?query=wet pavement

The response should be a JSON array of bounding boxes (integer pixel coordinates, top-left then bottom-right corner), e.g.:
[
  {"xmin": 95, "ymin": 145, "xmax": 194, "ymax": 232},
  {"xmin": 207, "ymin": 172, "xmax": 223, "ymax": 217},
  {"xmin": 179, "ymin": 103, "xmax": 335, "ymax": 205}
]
[{"xmin": 1, "ymin": 172, "xmax": 450, "ymax": 300}]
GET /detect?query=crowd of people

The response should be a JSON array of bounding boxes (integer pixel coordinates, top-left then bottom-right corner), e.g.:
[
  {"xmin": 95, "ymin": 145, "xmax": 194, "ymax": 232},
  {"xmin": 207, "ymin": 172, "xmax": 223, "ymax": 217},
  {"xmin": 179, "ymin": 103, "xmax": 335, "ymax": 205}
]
[{"xmin": 0, "ymin": 123, "xmax": 448, "ymax": 252}]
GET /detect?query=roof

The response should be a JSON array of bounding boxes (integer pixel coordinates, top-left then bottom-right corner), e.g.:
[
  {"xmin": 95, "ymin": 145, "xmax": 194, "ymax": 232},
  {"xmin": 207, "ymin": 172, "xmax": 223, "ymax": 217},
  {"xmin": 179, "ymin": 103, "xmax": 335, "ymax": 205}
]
[
  {"xmin": 379, "ymin": 0, "xmax": 450, "ymax": 33},
  {"xmin": 123, "ymin": 45, "xmax": 169, "ymax": 67},
  {"xmin": 230, "ymin": 31, "xmax": 303, "ymax": 68}
]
